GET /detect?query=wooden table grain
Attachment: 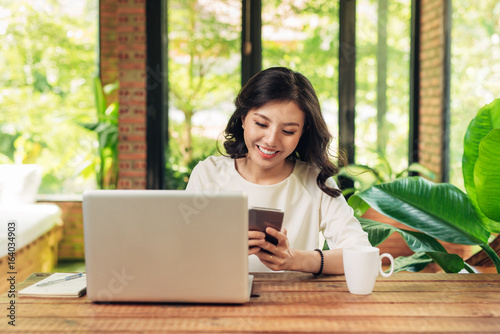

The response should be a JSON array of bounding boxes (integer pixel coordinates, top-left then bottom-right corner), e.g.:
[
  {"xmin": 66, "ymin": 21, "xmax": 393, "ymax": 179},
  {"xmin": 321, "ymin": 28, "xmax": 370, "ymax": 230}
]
[{"xmin": 1, "ymin": 272, "xmax": 500, "ymax": 333}]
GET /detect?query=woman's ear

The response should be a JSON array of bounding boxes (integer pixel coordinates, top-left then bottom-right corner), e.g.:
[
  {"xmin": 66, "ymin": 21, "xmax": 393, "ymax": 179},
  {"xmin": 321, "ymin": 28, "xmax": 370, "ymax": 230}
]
[{"xmin": 241, "ymin": 116, "xmax": 245, "ymax": 129}]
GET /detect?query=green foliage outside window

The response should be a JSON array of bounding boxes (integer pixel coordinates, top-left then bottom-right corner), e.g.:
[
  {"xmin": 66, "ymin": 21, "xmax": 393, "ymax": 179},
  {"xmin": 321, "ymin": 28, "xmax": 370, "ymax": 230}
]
[
  {"xmin": 165, "ymin": 121, "xmax": 219, "ymax": 190},
  {"xmin": 0, "ymin": 0, "xmax": 98, "ymax": 194},
  {"xmin": 355, "ymin": 0, "xmax": 411, "ymax": 172},
  {"xmin": 167, "ymin": 0, "xmax": 240, "ymax": 177},
  {"xmin": 263, "ymin": 0, "xmax": 340, "ymax": 102},
  {"xmin": 450, "ymin": 0, "xmax": 500, "ymax": 189}
]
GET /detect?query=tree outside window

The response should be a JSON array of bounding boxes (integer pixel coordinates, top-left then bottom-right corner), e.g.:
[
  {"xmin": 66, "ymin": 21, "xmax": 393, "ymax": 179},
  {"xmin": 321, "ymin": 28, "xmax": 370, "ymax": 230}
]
[
  {"xmin": 0, "ymin": 0, "xmax": 98, "ymax": 194},
  {"xmin": 450, "ymin": 0, "xmax": 500, "ymax": 189}
]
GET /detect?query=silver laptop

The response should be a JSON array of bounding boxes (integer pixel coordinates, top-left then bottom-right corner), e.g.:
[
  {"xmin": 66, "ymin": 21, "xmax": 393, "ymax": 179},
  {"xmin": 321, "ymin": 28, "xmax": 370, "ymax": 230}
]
[{"xmin": 82, "ymin": 189, "xmax": 251, "ymax": 303}]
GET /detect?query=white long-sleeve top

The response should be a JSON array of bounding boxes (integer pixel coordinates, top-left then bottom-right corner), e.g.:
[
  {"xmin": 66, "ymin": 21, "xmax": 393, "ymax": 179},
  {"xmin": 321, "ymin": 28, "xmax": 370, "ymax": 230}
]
[{"xmin": 186, "ymin": 155, "xmax": 370, "ymax": 272}]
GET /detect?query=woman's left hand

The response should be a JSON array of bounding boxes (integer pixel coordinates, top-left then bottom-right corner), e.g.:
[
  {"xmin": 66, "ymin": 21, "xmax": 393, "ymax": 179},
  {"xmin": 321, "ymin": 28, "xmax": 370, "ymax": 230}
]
[{"xmin": 255, "ymin": 227, "xmax": 295, "ymax": 271}]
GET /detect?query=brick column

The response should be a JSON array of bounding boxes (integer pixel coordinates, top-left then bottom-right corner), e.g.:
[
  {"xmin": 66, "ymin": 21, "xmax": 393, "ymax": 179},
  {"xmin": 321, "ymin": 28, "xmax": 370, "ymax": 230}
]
[
  {"xmin": 42, "ymin": 200, "xmax": 84, "ymax": 259},
  {"xmin": 418, "ymin": 0, "xmax": 450, "ymax": 181},
  {"xmin": 99, "ymin": 1, "xmax": 118, "ymax": 98},
  {"xmin": 100, "ymin": 0, "xmax": 147, "ymax": 190}
]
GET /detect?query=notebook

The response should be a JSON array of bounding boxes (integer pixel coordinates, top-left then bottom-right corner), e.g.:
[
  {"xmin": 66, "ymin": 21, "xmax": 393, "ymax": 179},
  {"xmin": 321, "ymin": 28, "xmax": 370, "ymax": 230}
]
[
  {"xmin": 19, "ymin": 273, "xmax": 87, "ymax": 298},
  {"xmin": 82, "ymin": 189, "xmax": 251, "ymax": 304}
]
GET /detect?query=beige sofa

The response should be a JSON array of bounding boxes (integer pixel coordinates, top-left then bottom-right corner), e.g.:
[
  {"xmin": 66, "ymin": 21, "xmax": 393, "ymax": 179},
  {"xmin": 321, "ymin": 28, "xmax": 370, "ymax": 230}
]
[{"xmin": 0, "ymin": 164, "xmax": 63, "ymax": 294}]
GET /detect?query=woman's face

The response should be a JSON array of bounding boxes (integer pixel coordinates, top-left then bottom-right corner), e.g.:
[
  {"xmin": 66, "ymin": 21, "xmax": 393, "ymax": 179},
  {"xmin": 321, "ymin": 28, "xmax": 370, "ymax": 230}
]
[{"xmin": 241, "ymin": 100, "xmax": 305, "ymax": 172}]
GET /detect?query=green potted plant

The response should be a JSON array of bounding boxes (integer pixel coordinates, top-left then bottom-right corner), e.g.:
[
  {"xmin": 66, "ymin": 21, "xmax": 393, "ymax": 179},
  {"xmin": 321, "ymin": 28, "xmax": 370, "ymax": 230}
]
[
  {"xmin": 337, "ymin": 150, "xmax": 436, "ymax": 199},
  {"xmin": 350, "ymin": 99, "xmax": 500, "ymax": 273},
  {"xmin": 337, "ymin": 151, "xmax": 443, "ymax": 259},
  {"xmin": 78, "ymin": 77, "xmax": 119, "ymax": 189}
]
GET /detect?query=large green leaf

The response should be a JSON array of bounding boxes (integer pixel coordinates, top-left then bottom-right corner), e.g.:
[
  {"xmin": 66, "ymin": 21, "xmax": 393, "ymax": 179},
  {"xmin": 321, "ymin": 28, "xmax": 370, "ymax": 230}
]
[
  {"xmin": 359, "ymin": 218, "xmax": 466, "ymax": 273},
  {"xmin": 463, "ymin": 99, "xmax": 500, "ymax": 232},
  {"xmin": 359, "ymin": 218, "xmax": 394, "ymax": 247},
  {"xmin": 425, "ymin": 252, "xmax": 465, "ymax": 273},
  {"xmin": 475, "ymin": 129, "xmax": 500, "ymax": 224},
  {"xmin": 393, "ymin": 253, "xmax": 433, "ymax": 273},
  {"xmin": 354, "ymin": 177, "xmax": 490, "ymax": 245},
  {"xmin": 390, "ymin": 251, "xmax": 463, "ymax": 273},
  {"xmin": 359, "ymin": 218, "xmax": 447, "ymax": 253},
  {"xmin": 347, "ymin": 195, "xmax": 370, "ymax": 217},
  {"xmin": 394, "ymin": 252, "xmax": 465, "ymax": 273}
]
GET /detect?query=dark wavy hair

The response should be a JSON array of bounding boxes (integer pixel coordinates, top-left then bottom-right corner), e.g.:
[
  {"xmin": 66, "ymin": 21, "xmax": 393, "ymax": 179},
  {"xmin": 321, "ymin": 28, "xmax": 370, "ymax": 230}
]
[{"xmin": 221, "ymin": 67, "xmax": 343, "ymax": 198}]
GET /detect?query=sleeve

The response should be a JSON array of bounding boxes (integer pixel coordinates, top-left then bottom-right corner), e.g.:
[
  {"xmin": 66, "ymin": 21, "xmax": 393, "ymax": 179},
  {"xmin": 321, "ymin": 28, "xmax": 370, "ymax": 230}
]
[
  {"xmin": 319, "ymin": 178, "xmax": 372, "ymax": 249},
  {"xmin": 185, "ymin": 161, "xmax": 205, "ymax": 191}
]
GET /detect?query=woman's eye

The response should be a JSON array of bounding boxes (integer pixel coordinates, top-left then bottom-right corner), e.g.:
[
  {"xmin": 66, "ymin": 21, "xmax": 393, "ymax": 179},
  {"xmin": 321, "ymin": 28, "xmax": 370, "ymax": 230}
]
[
  {"xmin": 283, "ymin": 130, "xmax": 295, "ymax": 135},
  {"xmin": 255, "ymin": 122, "xmax": 266, "ymax": 128}
]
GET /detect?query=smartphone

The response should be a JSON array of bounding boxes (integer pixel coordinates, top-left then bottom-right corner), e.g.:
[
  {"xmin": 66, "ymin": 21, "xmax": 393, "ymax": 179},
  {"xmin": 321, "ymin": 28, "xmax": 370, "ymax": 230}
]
[{"xmin": 248, "ymin": 207, "xmax": 284, "ymax": 247}]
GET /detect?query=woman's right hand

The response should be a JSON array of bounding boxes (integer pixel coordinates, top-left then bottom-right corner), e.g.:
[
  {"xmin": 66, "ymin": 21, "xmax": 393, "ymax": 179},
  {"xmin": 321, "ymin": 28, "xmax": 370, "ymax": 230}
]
[{"xmin": 248, "ymin": 231, "xmax": 266, "ymax": 255}]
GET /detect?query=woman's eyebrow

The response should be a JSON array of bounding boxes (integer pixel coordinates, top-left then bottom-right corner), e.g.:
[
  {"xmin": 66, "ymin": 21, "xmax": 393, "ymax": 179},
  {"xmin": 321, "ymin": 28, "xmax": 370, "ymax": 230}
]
[
  {"xmin": 253, "ymin": 112, "xmax": 301, "ymax": 127},
  {"xmin": 253, "ymin": 112, "xmax": 270, "ymax": 121}
]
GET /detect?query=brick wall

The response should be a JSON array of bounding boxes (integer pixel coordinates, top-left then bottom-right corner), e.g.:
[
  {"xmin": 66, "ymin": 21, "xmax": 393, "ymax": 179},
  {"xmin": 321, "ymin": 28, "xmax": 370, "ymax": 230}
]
[
  {"xmin": 101, "ymin": 0, "xmax": 147, "ymax": 190},
  {"xmin": 38, "ymin": 200, "xmax": 84, "ymax": 260},
  {"xmin": 99, "ymin": 0, "xmax": 118, "ymax": 100},
  {"xmin": 418, "ymin": 0, "xmax": 447, "ymax": 181}
]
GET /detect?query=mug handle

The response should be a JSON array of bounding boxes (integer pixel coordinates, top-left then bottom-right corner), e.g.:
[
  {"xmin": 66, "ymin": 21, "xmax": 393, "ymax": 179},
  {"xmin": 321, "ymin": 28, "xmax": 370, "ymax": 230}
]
[{"xmin": 379, "ymin": 253, "xmax": 394, "ymax": 277}]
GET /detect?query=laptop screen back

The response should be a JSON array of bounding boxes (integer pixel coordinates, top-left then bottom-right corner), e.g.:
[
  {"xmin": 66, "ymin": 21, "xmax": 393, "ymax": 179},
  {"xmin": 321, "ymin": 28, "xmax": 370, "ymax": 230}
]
[{"xmin": 83, "ymin": 190, "xmax": 249, "ymax": 303}]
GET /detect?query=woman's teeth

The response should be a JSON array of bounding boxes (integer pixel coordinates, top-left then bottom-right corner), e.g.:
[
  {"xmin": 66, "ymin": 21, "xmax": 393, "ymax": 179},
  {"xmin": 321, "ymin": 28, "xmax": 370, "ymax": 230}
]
[{"xmin": 258, "ymin": 146, "xmax": 277, "ymax": 155}]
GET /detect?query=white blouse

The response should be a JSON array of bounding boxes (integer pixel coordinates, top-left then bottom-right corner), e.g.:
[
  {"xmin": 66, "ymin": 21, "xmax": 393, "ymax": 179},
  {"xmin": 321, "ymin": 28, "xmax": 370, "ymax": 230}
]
[{"xmin": 186, "ymin": 155, "xmax": 370, "ymax": 272}]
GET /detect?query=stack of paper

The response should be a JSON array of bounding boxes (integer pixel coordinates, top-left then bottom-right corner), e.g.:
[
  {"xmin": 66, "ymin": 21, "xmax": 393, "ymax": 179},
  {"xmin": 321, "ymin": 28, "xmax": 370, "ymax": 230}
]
[{"xmin": 19, "ymin": 273, "xmax": 87, "ymax": 298}]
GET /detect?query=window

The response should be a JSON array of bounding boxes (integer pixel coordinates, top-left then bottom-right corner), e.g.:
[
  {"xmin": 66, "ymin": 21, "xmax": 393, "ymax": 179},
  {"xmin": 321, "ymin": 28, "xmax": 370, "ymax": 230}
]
[
  {"xmin": 167, "ymin": 0, "xmax": 241, "ymax": 189},
  {"xmin": 355, "ymin": 0, "xmax": 411, "ymax": 176},
  {"xmin": 450, "ymin": 0, "xmax": 500, "ymax": 189},
  {"xmin": 0, "ymin": 0, "xmax": 98, "ymax": 194}
]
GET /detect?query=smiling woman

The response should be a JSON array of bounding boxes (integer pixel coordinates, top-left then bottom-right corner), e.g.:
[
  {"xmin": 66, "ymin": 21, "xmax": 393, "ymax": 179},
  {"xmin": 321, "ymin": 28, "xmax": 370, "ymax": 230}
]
[
  {"xmin": 187, "ymin": 67, "xmax": 371, "ymax": 275},
  {"xmin": 0, "ymin": 0, "xmax": 99, "ymax": 194}
]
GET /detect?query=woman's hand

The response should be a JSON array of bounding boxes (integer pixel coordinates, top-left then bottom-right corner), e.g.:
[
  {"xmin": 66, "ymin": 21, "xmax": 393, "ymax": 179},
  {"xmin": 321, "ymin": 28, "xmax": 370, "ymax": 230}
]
[
  {"xmin": 255, "ymin": 227, "xmax": 295, "ymax": 271},
  {"xmin": 253, "ymin": 229, "xmax": 345, "ymax": 274},
  {"xmin": 248, "ymin": 230, "xmax": 266, "ymax": 255}
]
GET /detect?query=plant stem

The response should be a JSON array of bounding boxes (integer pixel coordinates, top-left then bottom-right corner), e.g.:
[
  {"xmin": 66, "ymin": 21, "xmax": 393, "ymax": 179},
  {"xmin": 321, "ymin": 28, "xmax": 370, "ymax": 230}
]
[
  {"xmin": 463, "ymin": 262, "xmax": 476, "ymax": 273},
  {"xmin": 480, "ymin": 243, "xmax": 500, "ymax": 273}
]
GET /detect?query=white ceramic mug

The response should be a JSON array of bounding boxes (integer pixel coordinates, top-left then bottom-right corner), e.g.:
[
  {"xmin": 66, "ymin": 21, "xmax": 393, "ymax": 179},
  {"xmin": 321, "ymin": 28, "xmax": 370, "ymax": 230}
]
[{"xmin": 343, "ymin": 247, "xmax": 395, "ymax": 295}]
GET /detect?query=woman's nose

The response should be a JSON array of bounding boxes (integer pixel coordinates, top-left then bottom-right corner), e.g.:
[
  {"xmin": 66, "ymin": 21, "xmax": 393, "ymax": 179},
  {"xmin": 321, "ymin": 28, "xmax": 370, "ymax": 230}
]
[{"xmin": 263, "ymin": 128, "xmax": 279, "ymax": 147}]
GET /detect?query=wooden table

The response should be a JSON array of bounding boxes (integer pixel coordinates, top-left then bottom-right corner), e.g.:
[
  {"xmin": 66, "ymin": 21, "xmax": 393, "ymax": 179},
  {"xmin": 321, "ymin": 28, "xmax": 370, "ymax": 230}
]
[{"xmin": 1, "ymin": 272, "xmax": 500, "ymax": 333}]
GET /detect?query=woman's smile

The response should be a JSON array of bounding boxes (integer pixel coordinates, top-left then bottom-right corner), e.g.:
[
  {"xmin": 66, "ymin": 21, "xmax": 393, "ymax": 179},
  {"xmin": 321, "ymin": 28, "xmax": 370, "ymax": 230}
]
[{"xmin": 257, "ymin": 145, "xmax": 279, "ymax": 158}]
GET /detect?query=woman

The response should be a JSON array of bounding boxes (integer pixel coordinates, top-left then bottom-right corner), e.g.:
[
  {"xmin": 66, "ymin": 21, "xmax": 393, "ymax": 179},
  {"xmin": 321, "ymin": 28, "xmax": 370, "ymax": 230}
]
[{"xmin": 186, "ymin": 67, "xmax": 370, "ymax": 274}]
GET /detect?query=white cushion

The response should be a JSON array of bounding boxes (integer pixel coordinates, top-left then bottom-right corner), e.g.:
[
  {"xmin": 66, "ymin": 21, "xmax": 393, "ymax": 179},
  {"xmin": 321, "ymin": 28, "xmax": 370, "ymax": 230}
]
[
  {"xmin": 0, "ymin": 164, "xmax": 42, "ymax": 204},
  {"xmin": 0, "ymin": 203, "xmax": 62, "ymax": 257}
]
